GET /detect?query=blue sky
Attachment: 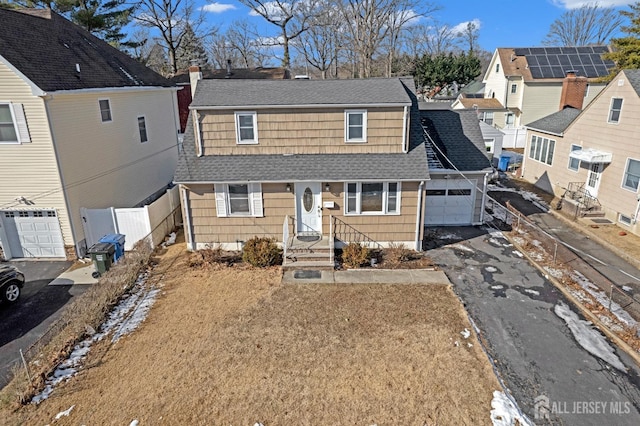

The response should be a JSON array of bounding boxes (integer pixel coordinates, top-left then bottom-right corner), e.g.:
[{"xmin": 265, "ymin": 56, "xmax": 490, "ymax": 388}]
[{"xmin": 197, "ymin": 0, "xmax": 630, "ymax": 54}]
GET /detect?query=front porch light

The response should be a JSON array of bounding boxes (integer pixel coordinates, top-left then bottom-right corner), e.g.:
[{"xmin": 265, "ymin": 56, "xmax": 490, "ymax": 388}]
[
  {"xmin": 286, "ymin": 183, "xmax": 292, "ymax": 192},
  {"xmin": 324, "ymin": 183, "xmax": 330, "ymax": 192}
]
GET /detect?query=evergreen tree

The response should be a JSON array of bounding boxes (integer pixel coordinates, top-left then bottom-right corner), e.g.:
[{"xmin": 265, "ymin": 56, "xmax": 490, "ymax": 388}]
[
  {"xmin": 413, "ymin": 52, "xmax": 480, "ymax": 94},
  {"xmin": 175, "ymin": 24, "xmax": 209, "ymax": 70},
  {"xmin": 603, "ymin": 2, "xmax": 640, "ymax": 79}
]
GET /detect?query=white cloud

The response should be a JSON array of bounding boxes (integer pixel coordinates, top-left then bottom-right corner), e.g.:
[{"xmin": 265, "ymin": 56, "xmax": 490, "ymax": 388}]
[
  {"xmin": 249, "ymin": 1, "xmax": 293, "ymax": 19},
  {"xmin": 451, "ymin": 19, "xmax": 481, "ymax": 35},
  {"xmin": 552, "ymin": 0, "xmax": 629, "ymax": 9},
  {"xmin": 201, "ymin": 3, "xmax": 237, "ymax": 13}
]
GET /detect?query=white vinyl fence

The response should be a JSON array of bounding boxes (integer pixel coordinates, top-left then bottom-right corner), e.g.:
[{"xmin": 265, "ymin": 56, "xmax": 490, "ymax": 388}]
[{"xmin": 81, "ymin": 186, "xmax": 181, "ymax": 251}]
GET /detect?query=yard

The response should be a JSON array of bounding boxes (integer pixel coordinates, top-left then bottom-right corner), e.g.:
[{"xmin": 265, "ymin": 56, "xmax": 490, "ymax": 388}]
[{"xmin": 3, "ymin": 242, "xmax": 501, "ymax": 425}]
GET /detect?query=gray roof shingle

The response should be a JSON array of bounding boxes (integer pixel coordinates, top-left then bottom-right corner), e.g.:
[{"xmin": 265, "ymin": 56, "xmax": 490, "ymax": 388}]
[
  {"xmin": 525, "ymin": 107, "xmax": 581, "ymax": 135},
  {"xmin": 624, "ymin": 69, "xmax": 640, "ymax": 96},
  {"xmin": 191, "ymin": 78, "xmax": 412, "ymax": 107},
  {"xmin": 419, "ymin": 108, "xmax": 492, "ymax": 172},
  {"xmin": 0, "ymin": 8, "xmax": 173, "ymax": 92},
  {"xmin": 175, "ymin": 78, "xmax": 428, "ymax": 183}
]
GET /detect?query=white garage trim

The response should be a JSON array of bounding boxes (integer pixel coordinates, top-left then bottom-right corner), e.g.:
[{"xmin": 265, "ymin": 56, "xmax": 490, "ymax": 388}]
[
  {"xmin": 425, "ymin": 179, "xmax": 477, "ymax": 226},
  {"xmin": 0, "ymin": 209, "xmax": 66, "ymax": 259}
]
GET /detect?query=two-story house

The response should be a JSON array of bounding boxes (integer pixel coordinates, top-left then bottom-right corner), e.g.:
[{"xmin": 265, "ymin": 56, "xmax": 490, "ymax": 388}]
[
  {"xmin": 521, "ymin": 69, "xmax": 640, "ymax": 238},
  {"xmin": 0, "ymin": 8, "xmax": 180, "ymax": 259},
  {"xmin": 174, "ymin": 74, "xmax": 431, "ymax": 253},
  {"xmin": 477, "ymin": 46, "xmax": 613, "ymax": 148}
]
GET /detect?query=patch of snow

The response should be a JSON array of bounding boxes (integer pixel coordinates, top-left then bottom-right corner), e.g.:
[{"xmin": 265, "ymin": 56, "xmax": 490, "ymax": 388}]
[
  {"xmin": 543, "ymin": 267, "xmax": 564, "ymax": 279},
  {"xmin": 511, "ymin": 236, "xmax": 526, "ymax": 246},
  {"xmin": 162, "ymin": 232, "xmax": 177, "ymax": 247},
  {"xmin": 528, "ymin": 251, "xmax": 544, "ymax": 262},
  {"xmin": 554, "ymin": 301, "xmax": 626, "ymax": 371},
  {"xmin": 531, "ymin": 239, "xmax": 542, "ymax": 248},
  {"xmin": 490, "ymin": 390, "xmax": 534, "ymax": 426},
  {"xmin": 598, "ymin": 315, "xmax": 625, "ymax": 333},
  {"xmin": 491, "ymin": 285, "xmax": 504, "ymax": 290},
  {"xmin": 454, "ymin": 340, "xmax": 459, "ymax": 347},
  {"xmin": 32, "ymin": 272, "xmax": 157, "ymax": 404},
  {"xmin": 130, "ymin": 421, "xmax": 139, "ymax": 426},
  {"xmin": 623, "ymin": 285, "xmax": 633, "ymax": 292},
  {"xmin": 437, "ymin": 233, "xmax": 459, "ymax": 240},
  {"xmin": 449, "ymin": 243, "xmax": 475, "ymax": 253},
  {"xmin": 55, "ymin": 405, "xmax": 75, "ymax": 419},
  {"xmin": 524, "ymin": 289, "xmax": 540, "ymax": 296},
  {"xmin": 254, "ymin": 423, "xmax": 264, "ymax": 426},
  {"xmin": 467, "ymin": 342, "xmax": 473, "ymax": 348},
  {"xmin": 485, "ymin": 266, "xmax": 498, "ymax": 273},
  {"xmin": 461, "ymin": 328, "xmax": 471, "ymax": 339},
  {"xmin": 570, "ymin": 271, "xmax": 638, "ymax": 328},
  {"xmin": 511, "ymin": 250, "xmax": 523, "ymax": 258}
]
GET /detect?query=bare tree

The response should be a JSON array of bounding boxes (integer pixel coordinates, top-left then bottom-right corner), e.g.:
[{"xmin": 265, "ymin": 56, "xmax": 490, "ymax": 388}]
[
  {"xmin": 226, "ymin": 20, "xmax": 269, "ymax": 68},
  {"xmin": 237, "ymin": 0, "xmax": 318, "ymax": 70},
  {"xmin": 208, "ymin": 33, "xmax": 238, "ymax": 68},
  {"xmin": 456, "ymin": 20, "xmax": 480, "ymax": 53},
  {"xmin": 424, "ymin": 21, "xmax": 457, "ymax": 56},
  {"xmin": 543, "ymin": 3, "xmax": 624, "ymax": 46},
  {"xmin": 136, "ymin": 0, "xmax": 209, "ymax": 74},
  {"xmin": 295, "ymin": 2, "xmax": 344, "ymax": 78}
]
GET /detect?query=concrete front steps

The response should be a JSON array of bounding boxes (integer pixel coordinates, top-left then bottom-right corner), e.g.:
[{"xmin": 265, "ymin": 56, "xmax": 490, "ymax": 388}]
[{"xmin": 283, "ymin": 235, "xmax": 334, "ymax": 270}]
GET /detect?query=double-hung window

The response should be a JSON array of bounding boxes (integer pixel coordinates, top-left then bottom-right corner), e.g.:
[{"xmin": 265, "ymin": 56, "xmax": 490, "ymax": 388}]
[
  {"xmin": 235, "ymin": 111, "xmax": 258, "ymax": 144},
  {"xmin": 608, "ymin": 98, "xmax": 623, "ymax": 123},
  {"xmin": 482, "ymin": 112, "xmax": 494, "ymax": 126},
  {"xmin": 99, "ymin": 99, "xmax": 112, "ymax": 122},
  {"xmin": 214, "ymin": 183, "xmax": 264, "ymax": 217},
  {"xmin": 138, "ymin": 116, "xmax": 148, "ymax": 143},
  {"xmin": 345, "ymin": 182, "xmax": 400, "ymax": 215},
  {"xmin": 529, "ymin": 135, "xmax": 555, "ymax": 165},
  {"xmin": 568, "ymin": 144, "xmax": 581, "ymax": 171},
  {"xmin": 622, "ymin": 158, "xmax": 640, "ymax": 191},
  {"xmin": 0, "ymin": 103, "xmax": 30, "ymax": 144},
  {"xmin": 345, "ymin": 110, "xmax": 367, "ymax": 142}
]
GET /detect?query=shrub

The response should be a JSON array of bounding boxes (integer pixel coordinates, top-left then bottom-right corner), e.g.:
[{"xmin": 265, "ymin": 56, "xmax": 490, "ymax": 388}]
[
  {"xmin": 385, "ymin": 242, "xmax": 414, "ymax": 266},
  {"xmin": 242, "ymin": 236, "xmax": 283, "ymax": 267},
  {"xmin": 342, "ymin": 242, "xmax": 369, "ymax": 268}
]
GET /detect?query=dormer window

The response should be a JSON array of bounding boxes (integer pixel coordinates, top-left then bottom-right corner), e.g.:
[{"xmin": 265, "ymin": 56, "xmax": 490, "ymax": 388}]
[
  {"xmin": 235, "ymin": 111, "xmax": 258, "ymax": 144},
  {"xmin": 345, "ymin": 110, "xmax": 367, "ymax": 142}
]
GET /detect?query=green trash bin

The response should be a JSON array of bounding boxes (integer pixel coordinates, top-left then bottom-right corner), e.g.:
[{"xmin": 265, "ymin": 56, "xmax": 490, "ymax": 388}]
[{"xmin": 87, "ymin": 242, "xmax": 115, "ymax": 278}]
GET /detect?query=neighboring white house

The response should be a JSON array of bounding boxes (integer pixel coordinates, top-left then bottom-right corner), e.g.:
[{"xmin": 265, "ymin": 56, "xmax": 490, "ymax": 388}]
[
  {"xmin": 479, "ymin": 46, "xmax": 612, "ymax": 148},
  {"xmin": 0, "ymin": 8, "xmax": 180, "ymax": 259}
]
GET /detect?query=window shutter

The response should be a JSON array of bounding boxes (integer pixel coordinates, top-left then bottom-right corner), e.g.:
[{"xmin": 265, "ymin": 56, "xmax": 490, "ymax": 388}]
[
  {"xmin": 214, "ymin": 184, "xmax": 228, "ymax": 217},
  {"xmin": 11, "ymin": 104, "xmax": 31, "ymax": 143},
  {"xmin": 249, "ymin": 183, "xmax": 263, "ymax": 217}
]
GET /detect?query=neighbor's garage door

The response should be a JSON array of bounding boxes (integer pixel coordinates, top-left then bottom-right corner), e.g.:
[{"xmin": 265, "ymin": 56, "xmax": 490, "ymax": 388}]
[
  {"xmin": 1, "ymin": 210, "xmax": 65, "ymax": 258},
  {"xmin": 425, "ymin": 179, "xmax": 476, "ymax": 225}
]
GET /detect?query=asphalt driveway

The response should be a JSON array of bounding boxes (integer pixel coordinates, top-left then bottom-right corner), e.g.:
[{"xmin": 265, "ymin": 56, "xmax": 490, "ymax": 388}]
[
  {"xmin": 427, "ymin": 226, "xmax": 640, "ymax": 425},
  {"xmin": 0, "ymin": 260, "xmax": 89, "ymax": 388}
]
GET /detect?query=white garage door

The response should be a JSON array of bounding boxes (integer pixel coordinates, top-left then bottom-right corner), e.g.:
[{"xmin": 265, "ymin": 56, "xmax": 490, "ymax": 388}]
[
  {"xmin": 1, "ymin": 210, "xmax": 65, "ymax": 258},
  {"xmin": 425, "ymin": 179, "xmax": 476, "ymax": 225}
]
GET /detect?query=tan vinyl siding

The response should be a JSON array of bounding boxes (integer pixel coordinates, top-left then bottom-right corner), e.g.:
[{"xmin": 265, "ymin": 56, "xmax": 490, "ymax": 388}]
[
  {"xmin": 521, "ymin": 83, "xmax": 562, "ymax": 125},
  {"xmin": 0, "ymin": 61, "xmax": 71, "ymax": 244},
  {"xmin": 483, "ymin": 55, "xmax": 506, "ymax": 101},
  {"xmin": 47, "ymin": 90, "xmax": 179, "ymax": 245},
  {"xmin": 200, "ymin": 107, "xmax": 405, "ymax": 155},
  {"xmin": 185, "ymin": 181, "xmax": 421, "ymax": 245}
]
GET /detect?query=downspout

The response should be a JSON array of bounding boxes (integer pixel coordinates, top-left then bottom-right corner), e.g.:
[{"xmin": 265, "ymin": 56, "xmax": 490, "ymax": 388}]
[
  {"xmin": 194, "ymin": 109, "xmax": 203, "ymax": 157},
  {"xmin": 415, "ymin": 180, "xmax": 425, "ymax": 251},
  {"xmin": 634, "ymin": 195, "xmax": 640, "ymax": 225},
  {"xmin": 480, "ymin": 173, "xmax": 489, "ymax": 224},
  {"xmin": 43, "ymin": 95, "xmax": 80, "ymax": 257},
  {"xmin": 402, "ymin": 105, "xmax": 409, "ymax": 153},
  {"xmin": 181, "ymin": 185, "xmax": 194, "ymax": 250}
]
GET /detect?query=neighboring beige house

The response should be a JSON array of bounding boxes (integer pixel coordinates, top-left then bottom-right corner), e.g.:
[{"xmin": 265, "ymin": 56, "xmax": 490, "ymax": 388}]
[
  {"xmin": 175, "ymin": 75, "xmax": 429, "ymax": 256},
  {"xmin": 521, "ymin": 69, "xmax": 640, "ymax": 237},
  {"xmin": 0, "ymin": 9, "xmax": 180, "ymax": 259},
  {"xmin": 479, "ymin": 46, "xmax": 612, "ymax": 148}
]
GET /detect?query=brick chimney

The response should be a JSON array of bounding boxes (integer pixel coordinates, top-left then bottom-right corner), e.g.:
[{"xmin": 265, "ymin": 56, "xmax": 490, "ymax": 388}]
[
  {"xmin": 559, "ymin": 71, "xmax": 588, "ymax": 110},
  {"xmin": 188, "ymin": 65, "xmax": 202, "ymax": 96}
]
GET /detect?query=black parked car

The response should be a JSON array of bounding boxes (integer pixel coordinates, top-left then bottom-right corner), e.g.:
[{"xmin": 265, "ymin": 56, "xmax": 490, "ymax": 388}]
[{"xmin": 0, "ymin": 264, "xmax": 25, "ymax": 304}]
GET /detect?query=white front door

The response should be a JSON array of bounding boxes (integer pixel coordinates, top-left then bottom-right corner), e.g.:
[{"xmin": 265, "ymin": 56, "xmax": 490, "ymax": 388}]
[
  {"xmin": 585, "ymin": 163, "xmax": 603, "ymax": 197},
  {"xmin": 295, "ymin": 183, "xmax": 322, "ymax": 234}
]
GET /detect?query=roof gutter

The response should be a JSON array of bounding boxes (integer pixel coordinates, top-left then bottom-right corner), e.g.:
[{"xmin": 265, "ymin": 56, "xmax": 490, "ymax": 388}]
[
  {"xmin": 190, "ymin": 102, "xmax": 411, "ymax": 110},
  {"xmin": 174, "ymin": 178, "xmax": 428, "ymax": 185},
  {"xmin": 46, "ymin": 86, "xmax": 179, "ymax": 95},
  {"xmin": 523, "ymin": 126, "xmax": 564, "ymax": 137}
]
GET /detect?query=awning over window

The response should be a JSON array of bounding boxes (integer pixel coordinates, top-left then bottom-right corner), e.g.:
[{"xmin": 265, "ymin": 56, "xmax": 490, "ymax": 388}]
[{"xmin": 568, "ymin": 148, "xmax": 612, "ymax": 163}]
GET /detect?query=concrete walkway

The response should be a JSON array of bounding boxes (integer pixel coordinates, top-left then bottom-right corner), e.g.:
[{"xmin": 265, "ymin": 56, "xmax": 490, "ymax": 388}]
[
  {"xmin": 282, "ymin": 268, "xmax": 451, "ymax": 285},
  {"xmin": 49, "ymin": 263, "xmax": 98, "ymax": 286}
]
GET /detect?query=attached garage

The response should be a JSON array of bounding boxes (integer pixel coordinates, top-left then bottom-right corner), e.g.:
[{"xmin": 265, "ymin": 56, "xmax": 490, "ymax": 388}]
[
  {"xmin": 425, "ymin": 179, "xmax": 477, "ymax": 225},
  {"xmin": 0, "ymin": 210, "xmax": 66, "ymax": 259}
]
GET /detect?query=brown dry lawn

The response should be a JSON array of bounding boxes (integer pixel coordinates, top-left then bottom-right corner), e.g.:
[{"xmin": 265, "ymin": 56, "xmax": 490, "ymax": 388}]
[{"xmin": 4, "ymin": 242, "xmax": 500, "ymax": 425}]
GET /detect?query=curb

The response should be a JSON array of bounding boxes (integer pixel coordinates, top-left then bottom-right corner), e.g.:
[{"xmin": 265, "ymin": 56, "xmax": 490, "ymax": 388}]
[{"xmin": 506, "ymin": 234, "xmax": 640, "ymax": 369}]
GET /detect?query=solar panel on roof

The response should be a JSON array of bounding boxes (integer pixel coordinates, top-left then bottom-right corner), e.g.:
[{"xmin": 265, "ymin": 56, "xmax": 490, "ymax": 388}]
[
  {"xmin": 567, "ymin": 54, "xmax": 580, "ymax": 65},
  {"xmin": 583, "ymin": 65, "xmax": 597, "ymax": 76},
  {"xmin": 558, "ymin": 56, "xmax": 571, "ymax": 66},
  {"xmin": 551, "ymin": 66, "xmax": 565, "ymax": 78},
  {"xmin": 548, "ymin": 55, "xmax": 560, "ymax": 65},
  {"xmin": 579, "ymin": 54, "xmax": 593, "ymax": 64},
  {"xmin": 530, "ymin": 47, "xmax": 546, "ymax": 54},
  {"xmin": 529, "ymin": 66, "xmax": 544, "ymax": 78},
  {"xmin": 537, "ymin": 55, "xmax": 549, "ymax": 65},
  {"xmin": 592, "ymin": 46, "xmax": 609, "ymax": 53},
  {"xmin": 595, "ymin": 65, "xmax": 609, "ymax": 75},
  {"xmin": 546, "ymin": 47, "xmax": 562, "ymax": 54},
  {"xmin": 528, "ymin": 55, "xmax": 539, "ymax": 66},
  {"xmin": 514, "ymin": 48, "xmax": 530, "ymax": 56}
]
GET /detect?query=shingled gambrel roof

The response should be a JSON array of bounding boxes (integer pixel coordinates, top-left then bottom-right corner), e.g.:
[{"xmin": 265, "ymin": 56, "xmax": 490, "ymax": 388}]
[
  {"xmin": 174, "ymin": 78, "xmax": 428, "ymax": 183},
  {"xmin": 525, "ymin": 107, "xmax": 581, "ymax": 136},
  {"xmin": 419, "ymin": 108, "xmax": 493, "ymax": 172},
  {"xmin": 0, "ymin": 8, "xmax": 173, "ymax": 92},
  {"xmin": 190, "ymin": 78, "xmax": 413, "ymax": 108}
]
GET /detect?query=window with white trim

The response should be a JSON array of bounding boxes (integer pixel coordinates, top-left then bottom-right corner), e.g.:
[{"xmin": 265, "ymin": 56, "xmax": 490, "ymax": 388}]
[
  {"xmin": 496, "ymin": 63, "xmax": 500, "ymax": 73},
  {"xmin": 214, "ymin": 183, "xmax": 263, "ymax": 217},
  {"xmin": 608, "ymin": 98, "xmax": 623, "ymax": 123},
  {"xmin": 345, "ymin": 182, "xmax": 400, "ymax": 214},
  {"xmin": 619, "ymin": 213, "xmax": 632, "ymax": 226},
  {"xmin": 568, "ymin": 144, "xmax": 581, "ymax": 171},
  {"xmin": 345, "ymin": 110, "xmax": 367, "ymax": 142},
  {"xmin": 484, "ymin": 138, "xmax": 495, "ymax": 153},
  {"xmin": 622, "ymin": 158, "xmax": 640, "ymax": 191},
  {"xmin": 511, "ymin": 84, "xmax": 517, "ymax": 94},
  {"xmin": 99, "ymin": 99, "xmax": 112, "ymax": 122},
  {"xmin": 0, "ymin": 103, "xmax": 30, "ymax": 143},
  {"xmin": 505, "ymin": 113, "xmax": 515, "ymax": 126},
  {"xmin": 235, "ymin": 111, "xmax": 258, "ymax": 144},
  {"xmin": 482, "ymin": 112, "xmax": 494, "ymax": 125},
  {"xmin": 528, "ymin": 135, "xmax": 555, "ymax": 165},
  {"xmin": 138, "ymin": 116, "xmax": 148, "ymax": 143}
]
